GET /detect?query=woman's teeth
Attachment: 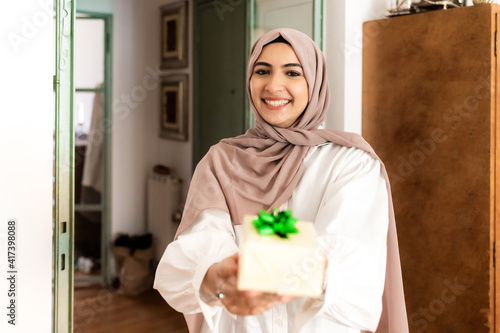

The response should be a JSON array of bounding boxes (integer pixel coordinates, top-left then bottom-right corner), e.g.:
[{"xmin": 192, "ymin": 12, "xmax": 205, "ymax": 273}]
[{"xmin": 265, "ymin": 99, "xmax": 289, "ymax": 107}]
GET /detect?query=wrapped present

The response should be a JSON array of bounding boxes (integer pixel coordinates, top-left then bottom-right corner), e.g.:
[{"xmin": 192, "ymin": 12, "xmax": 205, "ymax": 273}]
[{"xmin": 237, "ymin": 209, "xmax": 325, "ymax": 297}]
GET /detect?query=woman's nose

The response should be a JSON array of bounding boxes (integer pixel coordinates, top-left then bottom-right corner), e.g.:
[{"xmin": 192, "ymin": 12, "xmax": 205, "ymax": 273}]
[{"xmin": 265, "ymin": 74, "xmax": 284, "ymax": 93}]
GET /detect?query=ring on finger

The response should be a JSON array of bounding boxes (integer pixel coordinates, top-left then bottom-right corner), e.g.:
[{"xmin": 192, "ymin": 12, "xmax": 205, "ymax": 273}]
[{"xmin": 216, "ymin": 283, "xmax": 225, "ymax": 299}]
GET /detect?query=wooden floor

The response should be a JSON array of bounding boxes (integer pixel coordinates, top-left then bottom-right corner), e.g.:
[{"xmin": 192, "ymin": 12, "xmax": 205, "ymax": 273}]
[{"xmin": 74, "ymin": 285, "xmax": 189, "ymax": 333}]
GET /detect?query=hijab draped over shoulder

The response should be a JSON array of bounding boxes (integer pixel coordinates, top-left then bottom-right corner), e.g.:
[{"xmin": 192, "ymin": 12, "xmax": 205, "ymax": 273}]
[{"xmin": 176, "ymin": 28, "xmax": 408, "ymax": 333}]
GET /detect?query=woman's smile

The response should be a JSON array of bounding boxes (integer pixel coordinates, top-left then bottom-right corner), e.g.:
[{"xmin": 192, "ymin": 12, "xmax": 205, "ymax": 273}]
[{"xmin": 263, "ymin": 98, "xmax": 291, "ymax": 108}]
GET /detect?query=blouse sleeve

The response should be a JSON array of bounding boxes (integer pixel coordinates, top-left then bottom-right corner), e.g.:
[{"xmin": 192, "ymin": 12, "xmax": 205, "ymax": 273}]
[
  {"xmin": 153, "ymin": 209, "xmax": 238, "ymax": 330},
  {"xmin": 294, "ymin": 148, "xmax": 389, "ymax": 331}
]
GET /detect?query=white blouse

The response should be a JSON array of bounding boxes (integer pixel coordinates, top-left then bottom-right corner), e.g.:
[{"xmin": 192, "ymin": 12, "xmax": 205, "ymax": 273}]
[{"xmin": 154, "ymin": 143, "xmax": 389, "ymax": 333}]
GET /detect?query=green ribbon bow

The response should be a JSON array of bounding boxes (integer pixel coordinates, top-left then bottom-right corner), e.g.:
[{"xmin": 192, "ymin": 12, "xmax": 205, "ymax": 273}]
[{"xmin": 252, "ymin": 209, "xmax": 299, "ymax": 239}]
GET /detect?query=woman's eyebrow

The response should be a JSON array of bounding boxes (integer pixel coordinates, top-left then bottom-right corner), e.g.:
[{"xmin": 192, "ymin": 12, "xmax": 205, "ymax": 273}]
[
  {"xmin": 254, "ymin": 61, "xmax": 271, "ymax": 68},
  {"xmin": 282, "ymin": 63, "xmax": 302, "ymax": 68},
  {"xmin": 254, "ymin": 62, "xmax": 303, "ymax": 69}
]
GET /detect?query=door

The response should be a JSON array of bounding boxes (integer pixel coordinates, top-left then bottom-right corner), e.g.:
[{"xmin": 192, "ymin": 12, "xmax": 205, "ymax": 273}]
[{"xmin": 192, "ymin": 0, "xmax": 249, "ymax": 168}]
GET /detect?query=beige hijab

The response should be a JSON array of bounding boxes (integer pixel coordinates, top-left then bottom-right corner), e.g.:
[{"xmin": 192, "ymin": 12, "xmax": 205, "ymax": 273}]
[{"xmin": 177, "ymin": 28, "xmax": 408, "ymax": 333}]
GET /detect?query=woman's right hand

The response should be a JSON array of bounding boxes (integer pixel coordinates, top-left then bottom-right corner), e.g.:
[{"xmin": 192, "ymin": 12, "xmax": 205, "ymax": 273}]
[{"xmin": 201, "ymin": 253, "xmax": 295, "ymax": 316}]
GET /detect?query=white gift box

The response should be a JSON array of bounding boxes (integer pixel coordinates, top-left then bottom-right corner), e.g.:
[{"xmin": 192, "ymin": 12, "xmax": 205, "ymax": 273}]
[{"xmin": 237, "ymin": 215, "xmax": 325, "ymax": 297}]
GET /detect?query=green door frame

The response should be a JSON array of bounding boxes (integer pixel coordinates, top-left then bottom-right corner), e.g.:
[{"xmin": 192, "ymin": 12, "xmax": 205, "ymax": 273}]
[
  {"xmin": 53, "ymin": 0, "xmax": 75, "ymax": 332},
  {"xmin": 313, "ymin": 0, "xmax": 323, "ymax": 48}
]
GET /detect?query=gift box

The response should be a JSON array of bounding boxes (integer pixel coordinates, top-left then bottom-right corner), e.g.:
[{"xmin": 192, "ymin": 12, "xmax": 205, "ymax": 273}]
[{"xmin": 237, "ymin": 211, "xmax": 325, "ymax": 297}]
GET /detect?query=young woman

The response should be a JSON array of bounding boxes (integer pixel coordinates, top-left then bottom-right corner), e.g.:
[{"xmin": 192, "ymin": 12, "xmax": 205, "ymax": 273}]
[{"xmin": 154, "ymin": 28, "xmax": 408, "ymax": 333}]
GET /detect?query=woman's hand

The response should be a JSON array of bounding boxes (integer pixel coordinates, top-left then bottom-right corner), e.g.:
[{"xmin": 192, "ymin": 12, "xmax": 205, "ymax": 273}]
[{"xmin": 201, "ymin": 253, "xmax": 295, "ymax": 315}]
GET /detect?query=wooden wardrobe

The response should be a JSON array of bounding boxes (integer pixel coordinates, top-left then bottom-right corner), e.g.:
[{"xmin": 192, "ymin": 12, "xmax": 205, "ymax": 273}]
[{"xmin": 362, "ymin": 4, "xmax": 499, "ymax": 332}]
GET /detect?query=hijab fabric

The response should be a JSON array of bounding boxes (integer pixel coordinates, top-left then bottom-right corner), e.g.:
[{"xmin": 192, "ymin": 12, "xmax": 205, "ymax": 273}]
[{"xmin": 177, "ymin": 28, "xmax": 408, "ymax": 333}]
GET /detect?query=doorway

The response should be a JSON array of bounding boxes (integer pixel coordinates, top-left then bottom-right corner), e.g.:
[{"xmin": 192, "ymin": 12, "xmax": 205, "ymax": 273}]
[{"xmin": 73, "ymin": 12, "xmax": 112, "ymax": 286}]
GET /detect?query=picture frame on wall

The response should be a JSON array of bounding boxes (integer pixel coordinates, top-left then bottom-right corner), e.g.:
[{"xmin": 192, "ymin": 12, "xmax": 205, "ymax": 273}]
[
  {"xmin": 160, "ymin": 1, "xmax": 188, "ymax": 69},
  {"xmin": 160, "ymin": 74, "xmax": 188, "ymax": 141}
]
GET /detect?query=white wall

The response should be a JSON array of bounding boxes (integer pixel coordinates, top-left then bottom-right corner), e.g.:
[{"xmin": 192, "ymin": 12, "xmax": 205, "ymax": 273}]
[
  {"xmin": 0, "ymin": 1, "xmax": 53, "ymax": 332},
  {"xmin": 108, "ymin": 0, "xmax": 154, "ymax": 236},
  {"xmin": 135, "ymin": 0, "xmax": 193, "ymax": 211},
  {"xmin": 323, "ymin": 0, "xmax": 387, "ymax": 134}
]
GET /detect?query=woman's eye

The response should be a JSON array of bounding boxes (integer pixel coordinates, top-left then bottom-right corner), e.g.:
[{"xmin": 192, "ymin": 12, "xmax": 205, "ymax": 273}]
[
  {"xmin": 255, "ymin": 69, "xmax": 269, "ymax": 75},
  {"xmin": 286, "ymin": 71, "xmax": 301, "ymax": 77}
]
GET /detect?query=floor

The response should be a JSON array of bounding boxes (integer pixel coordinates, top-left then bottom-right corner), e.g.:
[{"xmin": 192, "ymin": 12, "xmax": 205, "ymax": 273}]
[{"xmin": 74, "ymin": 285, "xmax": 189, "ymax": 333}]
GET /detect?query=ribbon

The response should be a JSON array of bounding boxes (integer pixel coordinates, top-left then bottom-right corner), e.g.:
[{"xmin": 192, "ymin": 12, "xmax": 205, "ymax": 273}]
[{"xmin": 252, "ymin": 209, "xmax": 299, "ymax": 239}]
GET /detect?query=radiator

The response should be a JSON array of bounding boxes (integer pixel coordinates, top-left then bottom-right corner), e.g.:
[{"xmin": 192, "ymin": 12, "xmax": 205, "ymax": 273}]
[{"xmin": 147, "ymin": 174, "xmax": 182, "ymax": 263}]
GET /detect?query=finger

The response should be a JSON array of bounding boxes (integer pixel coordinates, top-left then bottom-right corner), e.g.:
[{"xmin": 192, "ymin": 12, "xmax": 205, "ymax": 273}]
[
  {"xmin": 242, "ymin": 290, "xmax": 282, "ymax": 301},
  {"xmin": 235, "ymin": 292, "xmax": 273, "ymax": 309},
  {"xmin": 217, "ymin": 255, "xmax": 239, "ymax": 280},
  {"xmin": 225, "ymin": 299, "xmax": 276, "ymax": 316}
]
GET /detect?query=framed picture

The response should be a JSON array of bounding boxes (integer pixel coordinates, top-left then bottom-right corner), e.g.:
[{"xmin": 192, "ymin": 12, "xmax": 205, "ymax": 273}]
[
  {"xmin": 160, "ymin": 75, "xmax": 188, "ymax": 141},
  {"xmin": 160, "ymin": 1, "xmax": 188, "ymax": 68}
]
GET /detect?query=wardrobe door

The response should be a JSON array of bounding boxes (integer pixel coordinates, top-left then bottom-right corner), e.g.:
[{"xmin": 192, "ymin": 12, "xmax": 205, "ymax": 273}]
[
  {"xmin": 363, "ymin": 5, "xmax": 496, "ymax": 332},
  {"xmin": 192, "ymin": 0, "xmax": 248, "ymax": 168}
]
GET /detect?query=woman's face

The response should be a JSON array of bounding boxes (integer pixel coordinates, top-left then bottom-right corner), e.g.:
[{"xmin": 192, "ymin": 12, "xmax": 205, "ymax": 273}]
[{"xmin": 250, "ymin": 42, "xmax": 309, "ymax": 128}]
